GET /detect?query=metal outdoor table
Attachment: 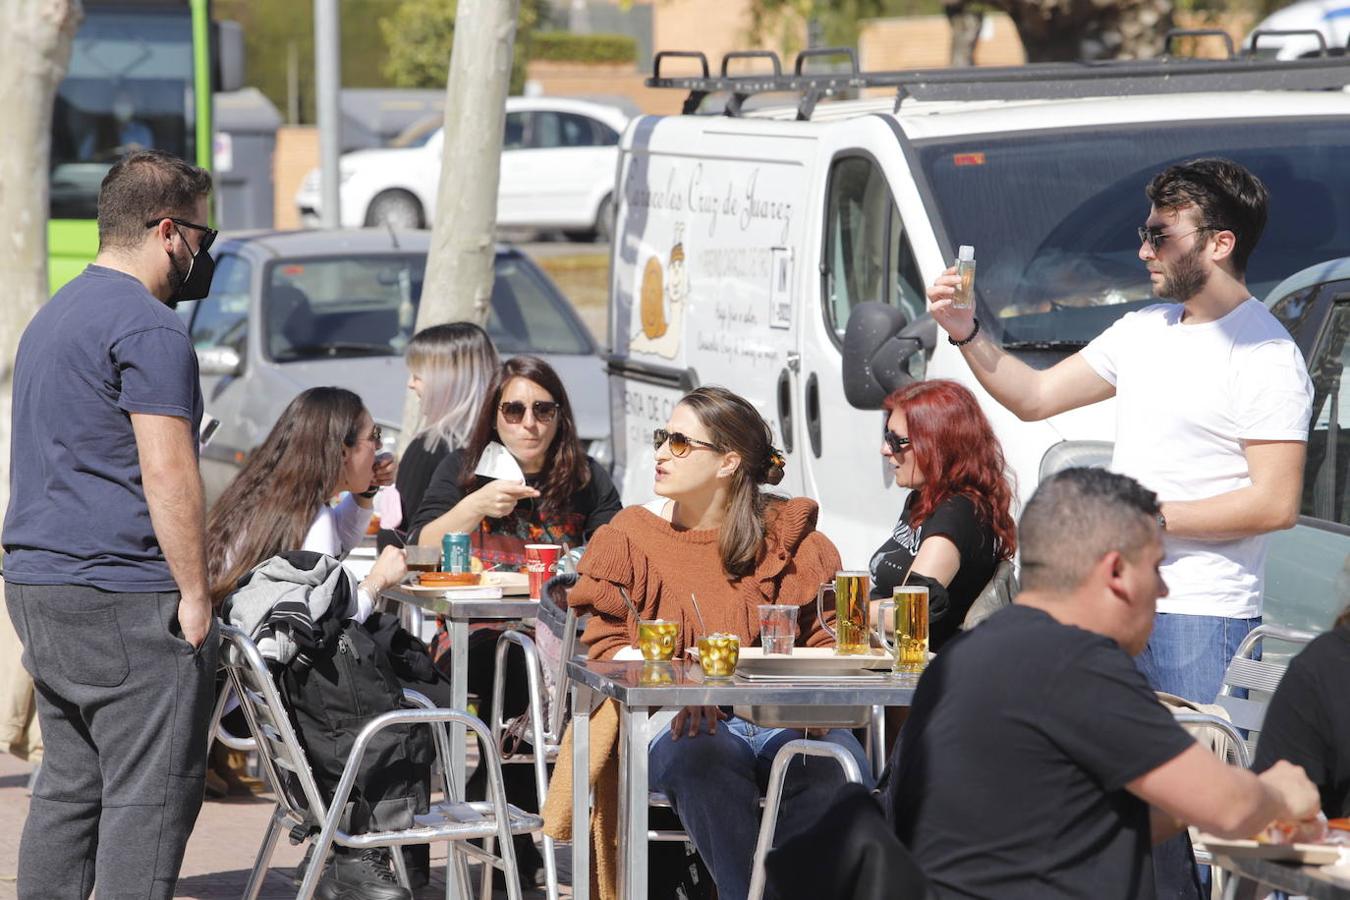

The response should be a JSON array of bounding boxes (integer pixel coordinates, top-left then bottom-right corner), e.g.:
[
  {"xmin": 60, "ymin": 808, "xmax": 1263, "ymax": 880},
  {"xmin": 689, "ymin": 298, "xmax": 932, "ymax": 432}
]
[
  {"xmin": 1211, "ymin": 852, "xmax": 1350, "ymax": 900},
  {"xmin": 381, "ymin": 587, "xmax": 539, "ymax": 799},
  {"xmin": 567, "ymin": 658, "xmax": 917, "ymax": 900}
]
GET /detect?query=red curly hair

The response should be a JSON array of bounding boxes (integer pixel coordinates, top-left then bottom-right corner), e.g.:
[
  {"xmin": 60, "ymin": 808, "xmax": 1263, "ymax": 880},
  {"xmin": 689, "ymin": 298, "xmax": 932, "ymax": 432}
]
[{"xmin": 883, "ymin": 380, "xmax": 1017, "ymax": 561}]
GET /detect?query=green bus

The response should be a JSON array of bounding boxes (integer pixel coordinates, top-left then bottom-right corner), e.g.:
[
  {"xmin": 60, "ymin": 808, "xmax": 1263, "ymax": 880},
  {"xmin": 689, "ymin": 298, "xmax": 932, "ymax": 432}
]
[{"xmin": 48, "ymin": 0, "xmax": 237, "ymax": 291}]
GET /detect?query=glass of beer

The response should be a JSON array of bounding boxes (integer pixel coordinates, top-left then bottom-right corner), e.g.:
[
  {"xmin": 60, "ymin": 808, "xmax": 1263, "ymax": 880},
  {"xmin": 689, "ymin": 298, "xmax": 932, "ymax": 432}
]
[
  {"xmin": 879, "ymin": 585, "xmax": 929, "ymax": 674},
  {"xmin": 696, "ymin": 633, "xmax": 740, "ymax": 679},
  {"xmin": 815, "ymin": 571, "xmax": 871, "ymax": 656},
  {"xmin": 638, "ymin": 619, "xmax": 680, "ymax": 661}
]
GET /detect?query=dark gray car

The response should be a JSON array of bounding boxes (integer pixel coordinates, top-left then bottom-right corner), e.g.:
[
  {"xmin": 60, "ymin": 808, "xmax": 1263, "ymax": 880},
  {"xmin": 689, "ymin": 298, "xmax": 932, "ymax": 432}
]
[{"xmin": 180, "ymin": 228, "xmax": 607, "ymax": 501}]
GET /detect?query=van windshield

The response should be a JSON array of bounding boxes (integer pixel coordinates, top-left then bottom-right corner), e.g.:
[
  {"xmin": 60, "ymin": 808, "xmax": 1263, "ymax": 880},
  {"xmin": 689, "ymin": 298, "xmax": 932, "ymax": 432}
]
[{"xmin": 916, "ymin": 118, "xmax": 1350, "ymax": 347}]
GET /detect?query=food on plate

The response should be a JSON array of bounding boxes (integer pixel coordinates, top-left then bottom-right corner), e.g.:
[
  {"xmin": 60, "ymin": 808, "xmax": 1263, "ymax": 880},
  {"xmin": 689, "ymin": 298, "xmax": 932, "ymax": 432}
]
[
  {"xmin": 1255, "ymin": 813, "xmax": 1328, "ymax": 845},
  {"xmin": 417, "ymin": 571, "xmax": 479, "ymax": 587}
]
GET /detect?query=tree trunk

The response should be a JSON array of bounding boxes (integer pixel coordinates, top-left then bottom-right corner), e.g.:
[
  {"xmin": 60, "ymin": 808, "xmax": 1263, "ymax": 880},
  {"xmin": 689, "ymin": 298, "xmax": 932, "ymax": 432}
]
[
  {"xmin": 0, "ymin": 0, "xmax": 82, "ymax": 538},
  {"xmin": 399, "ymin": 0, "xmax": 520, "ymax": 448},
  {"xmin": 994, "ymin": 0, "xmax": 1175, "ymax": 61},
  {"xmin": 944, "ymin": 1, "xmax": 984, "ymax": 67}
]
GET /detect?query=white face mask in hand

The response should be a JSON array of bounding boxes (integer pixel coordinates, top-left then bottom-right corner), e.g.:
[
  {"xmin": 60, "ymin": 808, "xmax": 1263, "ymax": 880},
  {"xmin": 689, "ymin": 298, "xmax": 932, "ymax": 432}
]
[{"xmin": 475, "ymin": 441, "xmax": 526, "ymax": 482}]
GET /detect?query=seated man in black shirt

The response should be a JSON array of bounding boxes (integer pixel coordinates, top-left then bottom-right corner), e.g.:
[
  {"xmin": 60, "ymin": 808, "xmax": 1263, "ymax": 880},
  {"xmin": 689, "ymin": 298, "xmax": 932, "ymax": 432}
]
[
  {"xmin": 1254, "ymin": 602, "xmax": 1350, "ymax": 820},
  {"xmin": 885, "ymin": 467, "xmax": 1320, "ymax": 900}
]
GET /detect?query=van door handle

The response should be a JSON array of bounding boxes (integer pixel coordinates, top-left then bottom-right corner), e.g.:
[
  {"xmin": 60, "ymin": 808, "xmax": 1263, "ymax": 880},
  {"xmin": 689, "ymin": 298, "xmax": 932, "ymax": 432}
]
[
  {"xmin": 777, "ymin": 367, "xmax": 794, "ymax": 454},
  {"xmin": 805, "ymin": 372, "xmax": 822, "ymax": 458}
]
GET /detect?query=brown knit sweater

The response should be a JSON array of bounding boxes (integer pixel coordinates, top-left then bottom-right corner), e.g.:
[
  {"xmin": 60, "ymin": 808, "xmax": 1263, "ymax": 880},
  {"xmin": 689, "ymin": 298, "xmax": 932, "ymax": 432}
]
[{"xmin": 569, "ymin": 496, "xmax": 842, "ymax": 659}]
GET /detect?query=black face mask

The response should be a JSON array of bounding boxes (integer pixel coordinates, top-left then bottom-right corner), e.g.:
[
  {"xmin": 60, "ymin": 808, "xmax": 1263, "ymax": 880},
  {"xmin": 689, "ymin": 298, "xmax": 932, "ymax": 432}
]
[{"xmin": 167, "ymin": 230, "xmax": 215, "ymax": 306}]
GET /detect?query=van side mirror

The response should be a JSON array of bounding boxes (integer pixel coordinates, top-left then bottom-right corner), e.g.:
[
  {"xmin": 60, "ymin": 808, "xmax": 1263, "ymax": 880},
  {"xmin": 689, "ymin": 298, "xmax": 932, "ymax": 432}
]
[
  {"xmin": 842, "ymin": 302, "xmax": 932, "ymax": 409},
  {"xmin": 198, "ymin": 346, "xmax": 243, "ymax": 377}
]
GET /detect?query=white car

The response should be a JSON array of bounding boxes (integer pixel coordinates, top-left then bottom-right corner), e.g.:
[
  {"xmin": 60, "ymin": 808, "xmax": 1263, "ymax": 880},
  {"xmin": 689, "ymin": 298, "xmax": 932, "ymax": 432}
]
[
  {"xmin": 296, "ymin": 97, "xmax": 630, "ymax": 240},
  {"xmin": 1244, "ymin": 0, "xmax": 1350, "ymax": 58}
]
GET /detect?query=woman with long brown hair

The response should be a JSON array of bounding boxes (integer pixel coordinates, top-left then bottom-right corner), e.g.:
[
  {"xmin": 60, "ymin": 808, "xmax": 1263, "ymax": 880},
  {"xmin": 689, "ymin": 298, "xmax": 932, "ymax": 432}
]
[
  {"xmin": 206, "ymin": 386, "xmax": 404, "ymax": 615},
  {"xmin": 869, "ymin": 379, "xmax": 1017, "ymax": 651},
  {"xmin": 567, "ymin": 385, "xmax": 868, "ymax": 900},
  {"xmin": 410, "ymin": 354, "xmax": 620, "ymax": 566},
  {"xmin": 408, "ymin": 355, "xmax": 620, "ymax": 889}
]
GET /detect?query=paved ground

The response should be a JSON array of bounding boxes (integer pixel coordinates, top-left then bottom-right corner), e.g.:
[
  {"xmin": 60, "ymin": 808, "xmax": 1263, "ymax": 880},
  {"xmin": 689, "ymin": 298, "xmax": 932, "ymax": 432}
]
[{"xmin": 0, "ymin": 751, "xmax": 570, "ymax": 899}]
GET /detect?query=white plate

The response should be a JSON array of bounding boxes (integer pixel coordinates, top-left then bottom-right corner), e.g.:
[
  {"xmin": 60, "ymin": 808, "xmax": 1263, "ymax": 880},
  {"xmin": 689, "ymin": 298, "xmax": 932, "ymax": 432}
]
[{"xmin": 1194, "ymin": 835, "xmax": 1343, "ymax": 865}]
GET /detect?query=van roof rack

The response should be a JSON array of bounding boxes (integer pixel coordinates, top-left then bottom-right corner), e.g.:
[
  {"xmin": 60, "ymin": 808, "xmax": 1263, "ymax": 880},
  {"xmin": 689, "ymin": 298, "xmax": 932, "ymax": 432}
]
[{"xmin": 646, "ymin": 40, "xmax": 1350, "ymax": 120}]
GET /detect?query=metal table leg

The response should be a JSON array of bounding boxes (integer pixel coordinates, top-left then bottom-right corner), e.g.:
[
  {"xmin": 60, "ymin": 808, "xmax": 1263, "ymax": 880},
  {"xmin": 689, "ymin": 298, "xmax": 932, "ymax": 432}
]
[
  {"xmin": 571, "ymin": 683, "xmax": 594, "ymax": 900},
  {"xmin": 618, "ymin": 704, "xmax": 650, "ymax": 900},
  {"xmin": 449, "ymin": 619, "xmax": 469, "ymax": 799}
]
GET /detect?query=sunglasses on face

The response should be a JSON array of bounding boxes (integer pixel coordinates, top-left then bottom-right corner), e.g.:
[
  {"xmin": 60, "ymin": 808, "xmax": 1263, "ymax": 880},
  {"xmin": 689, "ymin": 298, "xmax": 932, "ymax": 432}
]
[
  {"xmin": 1136, "ymin": 225, "xmax": 1210, "ymax": 253},
  {"xmin": 652, "ymin": 428, "xmax": 721, "ymax": 458},
  {"xmin": 883, "ymin": 429, "xmax": 912, "ymax": 455},
  {"xmin": 499, "ymin": 400, "xmax": 560, "ymax": 424},
  {"xmin": 347, "ymin": 424, "xmax": 382, "ymax": 447},
  {"xmin": 145, "ymin": 217, "xmax": 218, "ymax": 254}
]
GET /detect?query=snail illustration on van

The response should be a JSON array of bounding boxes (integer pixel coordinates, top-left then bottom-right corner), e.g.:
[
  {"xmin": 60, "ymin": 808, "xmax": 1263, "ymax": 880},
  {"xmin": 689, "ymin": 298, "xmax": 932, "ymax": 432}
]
[{"xmin": 632, "ymin": 223, "xmax": 687, "ymax": 359}]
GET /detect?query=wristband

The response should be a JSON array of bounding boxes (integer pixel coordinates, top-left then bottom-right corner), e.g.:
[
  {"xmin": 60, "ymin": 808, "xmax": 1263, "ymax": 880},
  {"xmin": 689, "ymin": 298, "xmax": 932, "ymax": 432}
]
[{"xmin": 948, "ymin": 317, "xmax": 980, "ymax": 347}]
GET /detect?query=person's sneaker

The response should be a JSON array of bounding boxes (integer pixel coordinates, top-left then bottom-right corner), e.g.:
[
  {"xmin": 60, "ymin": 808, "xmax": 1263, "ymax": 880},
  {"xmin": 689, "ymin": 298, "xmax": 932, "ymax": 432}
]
[{"xmin": 315, "ymin": 848, "xmax": 412, "ymax": 900}]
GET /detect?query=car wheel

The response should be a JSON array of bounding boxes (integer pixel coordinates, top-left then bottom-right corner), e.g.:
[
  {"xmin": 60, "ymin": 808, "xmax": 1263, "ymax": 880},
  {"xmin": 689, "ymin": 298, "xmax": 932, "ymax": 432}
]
[
  {"xmin": 593, "ymin": 194, "xmax": 614, "ymax": 244},
  {"xmin": 365, "ymin": 190, "xmax": 425, "ymax": 229}
]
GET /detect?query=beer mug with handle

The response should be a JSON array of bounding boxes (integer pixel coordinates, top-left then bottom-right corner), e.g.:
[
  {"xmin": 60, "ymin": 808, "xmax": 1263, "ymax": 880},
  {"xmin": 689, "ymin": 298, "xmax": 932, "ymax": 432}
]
[
  {"xmin": 878, "ymin": 585, "xmax": 930, "ymax": 674},
  {"xmin": 815, "ymin": 570, "xmax": 871, "ymax": 656}
]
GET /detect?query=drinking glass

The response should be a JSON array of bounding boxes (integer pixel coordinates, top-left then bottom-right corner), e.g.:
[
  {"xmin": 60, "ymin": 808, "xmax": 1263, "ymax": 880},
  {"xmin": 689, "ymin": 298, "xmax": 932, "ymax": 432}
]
[
  {"xmin": 878, "ymin": 585, "xmax": 930, "ymax": 674},
  {"xmin": 696, "ymin": 633, "xmax": 740, "ymax": 678},
  {"xmin": 638, "ymin": 619, "xmax": 680, "ymax": 661},
  {"xmin": 757, "ymin": 604, "xmax": 798, "ymax": 655}
]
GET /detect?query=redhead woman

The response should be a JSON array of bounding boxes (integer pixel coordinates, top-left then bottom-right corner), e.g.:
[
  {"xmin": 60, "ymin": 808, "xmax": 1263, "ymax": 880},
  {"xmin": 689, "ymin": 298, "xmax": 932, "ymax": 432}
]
[
  {"xmin": 870, "ymin": 379, "xmax": 1017, "ymax": 651},
  {"xmin": 568, "ymin": 385, "xmax": 871, "ymax": 900}
]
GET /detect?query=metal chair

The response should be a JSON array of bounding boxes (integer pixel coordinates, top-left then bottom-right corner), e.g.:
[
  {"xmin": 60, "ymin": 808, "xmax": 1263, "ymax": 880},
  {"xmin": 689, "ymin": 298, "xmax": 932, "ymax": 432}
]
[
  {"xmin": 485, "ymin": 594, "xmax": 581, "ymax": 900},
  {"xmin": 1172, "ymin": 711, "xmax": 1252, "ymax": 899},
  {"xmin": 746, "ymin": 739, "xmax": 866, "ymax": 900},
  {"xmin": 220, "ymin": 622, "xmax": 542, "ymax": 900},
  {"xmin": 1214, "ymin": 623, "xmax": 1318, "ymax": 757}
]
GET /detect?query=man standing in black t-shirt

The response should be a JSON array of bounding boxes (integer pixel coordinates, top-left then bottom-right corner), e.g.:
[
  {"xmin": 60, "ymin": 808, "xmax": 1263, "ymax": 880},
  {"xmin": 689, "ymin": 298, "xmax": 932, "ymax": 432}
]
[
  {"xmin": 886, "ymin": 468, "xmax": 1319, "ymax": 900},
  {"xmin": 4, "ymin": 151, "xmax": 217, "ymax": 898}
]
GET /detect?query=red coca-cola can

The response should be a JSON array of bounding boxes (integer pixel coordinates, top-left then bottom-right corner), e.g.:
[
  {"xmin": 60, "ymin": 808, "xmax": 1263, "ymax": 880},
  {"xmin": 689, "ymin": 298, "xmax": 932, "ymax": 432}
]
[{"xmin": 524, "ymin": 543, "xmax": 563, "ymax": 600}]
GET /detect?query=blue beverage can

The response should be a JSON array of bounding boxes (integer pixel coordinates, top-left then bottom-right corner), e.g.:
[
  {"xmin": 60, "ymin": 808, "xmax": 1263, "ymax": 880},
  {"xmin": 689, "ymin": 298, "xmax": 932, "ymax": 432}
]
[{"xmin": 442, "ymin": 532, "xmax": 471, "ymax": 574}]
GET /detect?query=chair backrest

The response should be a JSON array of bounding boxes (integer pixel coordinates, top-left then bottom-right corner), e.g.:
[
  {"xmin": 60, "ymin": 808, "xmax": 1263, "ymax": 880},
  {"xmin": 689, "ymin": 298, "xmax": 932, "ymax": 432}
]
[
  {"xmin": 1038, "ymin": 439, "xmax": 1114, "ymax": 481},
  {"xmin": 219, "ymin": 623, "xmax": 331, "ymax": 831},
  {"xmin": 1214, "ymin": 623, "xmax": 1318, "ymax": 745},
  {"xmin": 961, "ymin": 558, "xmax": 1019, "ymax": 630},
  {"xmin": 533, "ymin": 587, "xmax": 581, "ymax": 742}
]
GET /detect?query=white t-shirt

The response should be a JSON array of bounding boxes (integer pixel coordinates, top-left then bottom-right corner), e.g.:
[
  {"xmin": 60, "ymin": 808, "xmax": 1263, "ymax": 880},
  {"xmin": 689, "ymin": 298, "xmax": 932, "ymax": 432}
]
[
  {"xmin": 1080, "ymin": 299, "xmax": 1312, "ymax": 618},
  {"xmin": 303, "ymin": 493, "xmax": 376, "ymax": 622}
]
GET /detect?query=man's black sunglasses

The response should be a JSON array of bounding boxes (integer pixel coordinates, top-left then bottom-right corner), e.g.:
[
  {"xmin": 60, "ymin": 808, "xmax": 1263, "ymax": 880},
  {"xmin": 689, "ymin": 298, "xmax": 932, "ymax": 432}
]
[
  {"xmin": 146, "ymin": 217, "xmax": 217, "ymax": 253},
  {"xmin": 499, "ymin": 400, "xmax": 560, "ymax": 424},
  {"xmin": 883, "ymin": 429, "xmax": 912, "ymax": 454}
]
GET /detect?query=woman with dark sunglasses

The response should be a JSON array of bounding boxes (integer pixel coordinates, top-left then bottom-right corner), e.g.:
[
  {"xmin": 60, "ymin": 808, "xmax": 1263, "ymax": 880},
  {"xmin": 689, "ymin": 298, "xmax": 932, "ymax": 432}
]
[
  {"xmin": 410, "ymin": 355, "xmax": 621, "ymax": 567},
  {"xmin": 563, "ymin": 385, "xmax": 866, "ymax": 900},
  {"xmin": 871, "ymin": 379, "xmax": 1017, "ymax": 652},
  {"xmin": 408, "ymin": 356, "xmax": 620, "ymax": 889}
]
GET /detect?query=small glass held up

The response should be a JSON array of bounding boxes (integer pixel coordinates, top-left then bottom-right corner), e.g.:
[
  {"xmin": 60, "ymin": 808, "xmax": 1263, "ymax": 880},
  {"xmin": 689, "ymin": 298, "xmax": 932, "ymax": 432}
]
[{"xmin": 878, "ymin": 585, "xmax": 930, "ymax": 674}]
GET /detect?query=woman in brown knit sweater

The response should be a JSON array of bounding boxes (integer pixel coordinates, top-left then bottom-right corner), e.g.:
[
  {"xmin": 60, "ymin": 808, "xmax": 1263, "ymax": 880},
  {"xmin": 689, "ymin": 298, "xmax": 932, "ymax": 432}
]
[{"xmin": 568, "ymin": 386, "xmax": 872, "ymax": 900}]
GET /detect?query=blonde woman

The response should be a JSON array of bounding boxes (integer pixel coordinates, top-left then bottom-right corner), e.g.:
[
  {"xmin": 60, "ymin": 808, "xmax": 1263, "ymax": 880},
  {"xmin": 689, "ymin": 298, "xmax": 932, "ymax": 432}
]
[{"xmin": 378, "ymin": 323, "xmax": 499, "ymax": 549}]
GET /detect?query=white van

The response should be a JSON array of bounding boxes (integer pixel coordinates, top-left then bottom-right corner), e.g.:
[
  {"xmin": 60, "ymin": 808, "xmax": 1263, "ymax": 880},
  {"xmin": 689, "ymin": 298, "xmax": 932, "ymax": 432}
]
[{"xmin": 605, "ymin": 50, "xmax": 1350, "ymax": 576}]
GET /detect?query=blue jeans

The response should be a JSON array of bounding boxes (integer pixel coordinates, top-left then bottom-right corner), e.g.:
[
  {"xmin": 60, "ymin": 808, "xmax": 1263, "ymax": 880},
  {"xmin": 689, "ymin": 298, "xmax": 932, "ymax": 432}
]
[
  {"xmin": 1135, "ymin": 612, "xmax": 1260, "ymax": 702},
  {"xmin": 649, "ymin": 717, "xmax": 872, "ymax": 900},
  {"xmin": 1135, "ymin": 612, "xmax": 1258, "ymax": 900}
]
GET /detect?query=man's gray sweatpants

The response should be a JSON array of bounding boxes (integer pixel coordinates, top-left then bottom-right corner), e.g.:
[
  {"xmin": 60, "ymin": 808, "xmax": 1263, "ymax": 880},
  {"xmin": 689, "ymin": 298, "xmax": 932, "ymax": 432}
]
[{"xmin": 5, "ymin": 582, "xmax": 220, "ymax": 899}]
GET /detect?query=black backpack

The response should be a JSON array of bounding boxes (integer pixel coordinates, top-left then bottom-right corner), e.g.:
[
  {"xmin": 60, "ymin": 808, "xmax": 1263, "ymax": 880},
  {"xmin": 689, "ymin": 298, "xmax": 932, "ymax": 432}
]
[{"xmin": 277, "ymin": 611, "xmax": 434, "ymax": 834}]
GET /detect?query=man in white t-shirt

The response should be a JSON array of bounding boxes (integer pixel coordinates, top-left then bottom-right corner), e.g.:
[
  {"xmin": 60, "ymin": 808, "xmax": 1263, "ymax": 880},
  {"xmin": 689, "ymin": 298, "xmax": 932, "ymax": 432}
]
[{"xmin": 926, "ymin": 158, "xmax": 1313, "ymax": 706}]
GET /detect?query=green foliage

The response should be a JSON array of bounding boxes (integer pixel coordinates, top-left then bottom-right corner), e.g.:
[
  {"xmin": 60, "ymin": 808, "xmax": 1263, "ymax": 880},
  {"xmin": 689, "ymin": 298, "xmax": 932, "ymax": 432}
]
[
  {"xmin": 379, "ymin": 0, "xmax": 549, "ymax": 94},
  {"xmin": 379, "ymin": 0, "xmax": 458, "ymax": 89},
  {"xmin": 528, "ymin": 32, "xmax": 637, "ymax": 64},
  {"xmin": 214, "ymin": 0, "xmax": 392, "ymax": 124}
]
